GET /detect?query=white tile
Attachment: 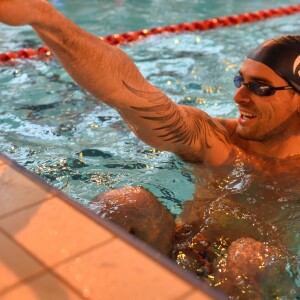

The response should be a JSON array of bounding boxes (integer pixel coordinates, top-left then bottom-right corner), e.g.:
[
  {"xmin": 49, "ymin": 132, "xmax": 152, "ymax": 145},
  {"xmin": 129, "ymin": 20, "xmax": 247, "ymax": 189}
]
[
  {"xmin": 0, "ymin": 165, "xmax": 50, "ymax": 218},
  {"xmin": 1, "ymin": 272, "xmax": 84, "ymax": 300},
  {"xmin": 55, "ymin": 238, "xmax": 194, "ymax": 300},
  {"xmin": 0, "ymin": 232, "xmax": 43, "ymax": 291},
  {"xmin": 0, "ymin": 197, "xmax": 113, "ymax": 266}
]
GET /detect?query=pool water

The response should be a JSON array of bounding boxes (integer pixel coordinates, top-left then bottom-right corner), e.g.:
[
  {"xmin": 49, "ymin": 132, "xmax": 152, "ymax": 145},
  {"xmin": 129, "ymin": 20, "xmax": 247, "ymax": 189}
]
[{"xmin": 0, "ymin": 0, "xmax": 300, "ymax": 298}]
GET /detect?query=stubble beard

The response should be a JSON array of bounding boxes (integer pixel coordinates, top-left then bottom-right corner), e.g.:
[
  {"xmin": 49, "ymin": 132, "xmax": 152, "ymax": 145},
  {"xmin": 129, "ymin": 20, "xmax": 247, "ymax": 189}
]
[{"xmin": 236, "ymin": 117, "xmax": 293, "ymax": 142}]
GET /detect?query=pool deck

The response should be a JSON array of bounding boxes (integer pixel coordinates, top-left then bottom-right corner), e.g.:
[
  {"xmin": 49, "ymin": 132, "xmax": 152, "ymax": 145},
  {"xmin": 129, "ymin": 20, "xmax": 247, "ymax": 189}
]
[{"xmin": 0, "ymin": 153, "xmax": 226, "ymax": 300}]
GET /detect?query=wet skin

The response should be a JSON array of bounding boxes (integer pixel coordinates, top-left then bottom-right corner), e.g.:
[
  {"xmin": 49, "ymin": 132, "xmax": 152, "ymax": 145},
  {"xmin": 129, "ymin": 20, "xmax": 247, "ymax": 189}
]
[
  {"xmin": 0, "ymin": 1, "xmax": 299, "ymax": 298},
  {"xmin": 230, "ymin": 58, "xmax": 300, "ymax": 159}
]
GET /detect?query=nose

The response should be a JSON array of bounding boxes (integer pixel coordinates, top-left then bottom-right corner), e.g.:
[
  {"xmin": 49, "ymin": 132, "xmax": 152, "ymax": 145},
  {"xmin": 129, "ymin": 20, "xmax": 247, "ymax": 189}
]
[{"xmin": 233, "ymin": 84, "xmax": 251, "ymax": 104}]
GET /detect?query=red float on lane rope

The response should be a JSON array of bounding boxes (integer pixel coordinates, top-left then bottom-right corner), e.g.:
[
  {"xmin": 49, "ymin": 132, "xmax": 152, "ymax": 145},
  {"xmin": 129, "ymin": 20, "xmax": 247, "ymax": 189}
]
[
  {"xmin": 17, "ymin": 48, "xmax": 36, "ymax": 58},
  {"xmin": 1, "ymin": 4, "xmax": 300, "ymax": 64}
]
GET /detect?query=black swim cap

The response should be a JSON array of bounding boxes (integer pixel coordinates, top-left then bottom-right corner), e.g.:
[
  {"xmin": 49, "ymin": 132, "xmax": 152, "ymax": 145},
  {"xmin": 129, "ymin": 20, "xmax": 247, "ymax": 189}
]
[{"xmin": 247, "ymin": 35, "xmax": 300, "ymax": 93}]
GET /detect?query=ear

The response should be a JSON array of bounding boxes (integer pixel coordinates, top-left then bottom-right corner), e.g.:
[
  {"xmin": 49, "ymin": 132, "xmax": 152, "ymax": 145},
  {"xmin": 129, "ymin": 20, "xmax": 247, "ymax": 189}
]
[
  {"xmin": 288, "ymin": 90, "xmax": 299, "ymax": 112},
  {"xmin": 293, "ymin": 92, "xmax": 300, "ymax": 113}
]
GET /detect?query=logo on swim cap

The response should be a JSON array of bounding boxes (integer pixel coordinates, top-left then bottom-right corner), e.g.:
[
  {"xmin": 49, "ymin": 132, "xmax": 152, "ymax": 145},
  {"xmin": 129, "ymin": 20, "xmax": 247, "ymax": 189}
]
[{"xmin": 293, "ymin": 55, "xmax": 300, "ymax": 77}]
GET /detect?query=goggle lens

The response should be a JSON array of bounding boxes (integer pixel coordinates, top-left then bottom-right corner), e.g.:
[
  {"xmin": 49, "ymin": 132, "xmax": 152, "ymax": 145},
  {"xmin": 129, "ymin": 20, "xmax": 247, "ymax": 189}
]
[{"xmin": 233, "ymin": 75, "xmax": 274, "ymax": 96}]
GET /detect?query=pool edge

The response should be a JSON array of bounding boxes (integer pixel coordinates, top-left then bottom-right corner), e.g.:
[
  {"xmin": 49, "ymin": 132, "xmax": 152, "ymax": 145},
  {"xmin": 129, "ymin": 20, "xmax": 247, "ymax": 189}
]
[{"xmin": 0, "ymin": 152, "xmax": 227, "ymax": 300}]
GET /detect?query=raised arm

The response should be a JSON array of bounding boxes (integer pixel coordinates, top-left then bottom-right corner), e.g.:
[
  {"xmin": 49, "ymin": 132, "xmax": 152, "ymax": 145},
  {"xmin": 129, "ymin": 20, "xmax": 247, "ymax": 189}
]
[{"xmin": 0, "ymin": 0, "xmax": 233, "ymax": 166}]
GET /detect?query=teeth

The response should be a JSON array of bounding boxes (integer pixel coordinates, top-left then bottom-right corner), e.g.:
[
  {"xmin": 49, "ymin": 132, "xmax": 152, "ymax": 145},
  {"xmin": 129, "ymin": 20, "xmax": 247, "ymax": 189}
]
[{"xmin": 241, "ymin": 110, "xmax": 254, "ymax": 118}]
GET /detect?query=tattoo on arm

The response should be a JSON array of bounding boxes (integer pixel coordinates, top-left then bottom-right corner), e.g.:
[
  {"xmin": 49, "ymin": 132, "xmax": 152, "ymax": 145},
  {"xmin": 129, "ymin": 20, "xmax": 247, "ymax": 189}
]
[{"xmin": 123, "ymin": 81, "xmax": 229, "ymax": 148}]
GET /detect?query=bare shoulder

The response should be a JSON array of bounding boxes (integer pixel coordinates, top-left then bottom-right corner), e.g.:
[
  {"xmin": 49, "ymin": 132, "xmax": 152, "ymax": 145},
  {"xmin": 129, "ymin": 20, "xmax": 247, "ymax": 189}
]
[
  {"xmin": 173, "ymin": 108, "xmax": 234, "ymax": 165},
  {"xmin": 214, "ymin": 118, "xmax": 238, "ymax": 137}
]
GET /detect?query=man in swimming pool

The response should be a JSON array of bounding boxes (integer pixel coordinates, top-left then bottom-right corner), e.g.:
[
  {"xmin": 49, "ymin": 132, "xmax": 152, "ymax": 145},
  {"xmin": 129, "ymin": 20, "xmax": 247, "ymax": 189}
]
[
  {"xmin": 1, "ymin": 0, "xmax": 300, "ymax": 297},
  {"xmin": 1, "ymin": 1, "xmax": 299, "ymax": 162}
]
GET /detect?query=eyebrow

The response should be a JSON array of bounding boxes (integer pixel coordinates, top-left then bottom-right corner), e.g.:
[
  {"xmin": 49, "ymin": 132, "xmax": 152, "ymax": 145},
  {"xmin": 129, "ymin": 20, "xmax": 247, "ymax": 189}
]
[{"xmin": 238, "ymin": 70, "xmax": 273, "ymax": 85}]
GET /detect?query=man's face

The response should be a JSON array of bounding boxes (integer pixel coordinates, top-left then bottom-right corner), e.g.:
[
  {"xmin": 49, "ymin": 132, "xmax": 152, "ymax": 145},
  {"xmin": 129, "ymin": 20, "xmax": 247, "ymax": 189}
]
[{"xmin": 233, "ymin": 58, "xmax": 300, "ymax": 142}]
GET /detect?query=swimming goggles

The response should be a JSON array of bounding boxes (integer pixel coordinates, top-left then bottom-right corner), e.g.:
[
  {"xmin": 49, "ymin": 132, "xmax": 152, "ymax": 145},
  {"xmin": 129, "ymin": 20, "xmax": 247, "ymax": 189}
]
[{"xmin": 233, "ymin": 75, "xmax": 293, "ymax": 96}]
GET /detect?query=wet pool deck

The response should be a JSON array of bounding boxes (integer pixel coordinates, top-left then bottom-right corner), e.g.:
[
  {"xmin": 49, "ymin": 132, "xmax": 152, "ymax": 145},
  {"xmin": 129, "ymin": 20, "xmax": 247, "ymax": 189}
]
[{"xmin": 0, "ymin": 153, "xmax": 225, "ymax": 300}]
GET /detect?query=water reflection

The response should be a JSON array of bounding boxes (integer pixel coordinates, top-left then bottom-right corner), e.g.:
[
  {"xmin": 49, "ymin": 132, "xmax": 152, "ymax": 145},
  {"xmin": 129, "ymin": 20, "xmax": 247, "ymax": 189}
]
[{"xmin": 174, "ymin": 154, "xmax": 300, "ymax": 298}]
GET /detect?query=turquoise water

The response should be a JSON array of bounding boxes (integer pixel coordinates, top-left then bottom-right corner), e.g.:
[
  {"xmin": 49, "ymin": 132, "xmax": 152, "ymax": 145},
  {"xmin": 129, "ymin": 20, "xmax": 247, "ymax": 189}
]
[
  {"xmin": 0, "ymin": 0, "xmax": 300, "ymax": 207},
  {"xmin": 0, "ymin": 1, "xmax": 300, "ymax": 298}
]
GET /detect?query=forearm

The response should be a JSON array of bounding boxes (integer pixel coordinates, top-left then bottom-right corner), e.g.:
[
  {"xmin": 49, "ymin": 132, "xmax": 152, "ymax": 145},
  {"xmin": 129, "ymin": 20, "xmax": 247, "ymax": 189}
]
[
  {"xmin": 31, "ymin": 1, "xmax": 150, "ymax": 107},
  {"xmin": 0, "ymin": 0, "xmax": 232, "ymax": 166}
]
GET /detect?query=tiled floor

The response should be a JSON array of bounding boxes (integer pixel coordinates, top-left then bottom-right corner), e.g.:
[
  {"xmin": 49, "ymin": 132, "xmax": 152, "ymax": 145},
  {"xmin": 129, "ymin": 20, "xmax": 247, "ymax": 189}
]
[{"xmin": 0, "ymin": 154, "xmax": 225, "ymax": 300}]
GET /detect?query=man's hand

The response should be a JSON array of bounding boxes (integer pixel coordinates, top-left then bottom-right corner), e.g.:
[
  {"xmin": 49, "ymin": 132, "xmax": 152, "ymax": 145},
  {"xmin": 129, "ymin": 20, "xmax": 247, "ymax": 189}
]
[{"xmin": 0, "ymin": 0, "xmax": 39, "ymax": 26}]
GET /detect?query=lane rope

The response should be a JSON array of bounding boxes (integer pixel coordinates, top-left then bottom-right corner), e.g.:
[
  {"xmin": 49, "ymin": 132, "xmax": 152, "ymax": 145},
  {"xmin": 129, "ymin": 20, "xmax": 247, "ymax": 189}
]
[{"xmin": 1, "ymin": 4, "xmax": 300, "ymax": 64}]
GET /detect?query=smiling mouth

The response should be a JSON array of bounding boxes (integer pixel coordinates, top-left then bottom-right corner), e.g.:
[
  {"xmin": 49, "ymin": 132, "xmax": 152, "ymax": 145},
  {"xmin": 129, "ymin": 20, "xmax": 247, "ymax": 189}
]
[{"xmin": 240, "ymin": 110, "xmax": 256, "ymax": 119}]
